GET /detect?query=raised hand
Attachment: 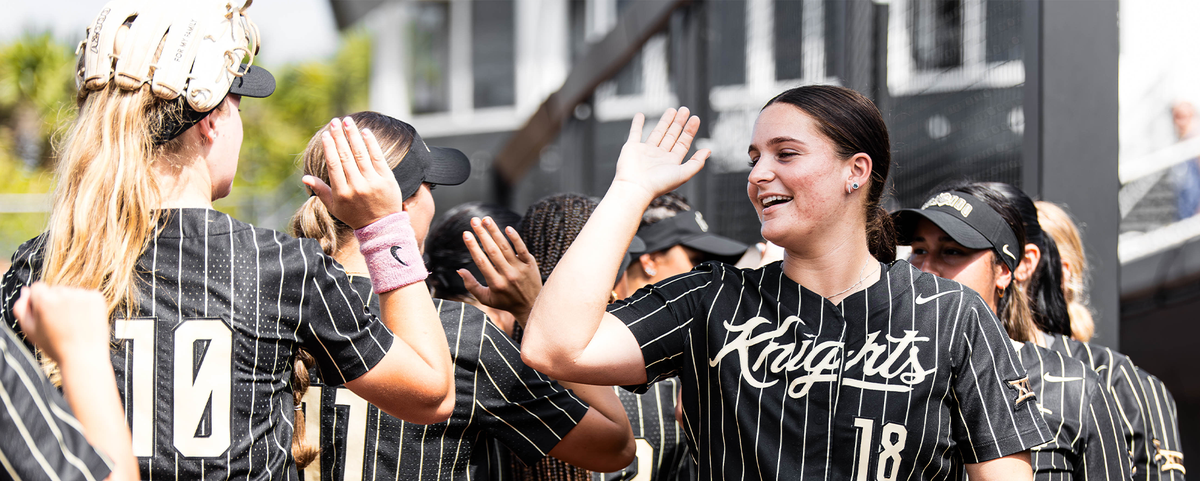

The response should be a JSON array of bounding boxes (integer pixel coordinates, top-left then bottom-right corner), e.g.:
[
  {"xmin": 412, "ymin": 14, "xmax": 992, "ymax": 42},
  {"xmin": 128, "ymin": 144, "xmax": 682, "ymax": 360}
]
[
  {"xmin": 12, "ymin": 283, "xmax": 110, "ymax": 365},
  {"xmin": 612, "ymin": 107, "xmax": 710, "ymax": 200},
  {"xmin": 302, "ymin": 117, "xmax": 406, "ymax": 229},
  {"xmin": 460, "ymin": 216, "xmax": 543, "ymax": 324}
]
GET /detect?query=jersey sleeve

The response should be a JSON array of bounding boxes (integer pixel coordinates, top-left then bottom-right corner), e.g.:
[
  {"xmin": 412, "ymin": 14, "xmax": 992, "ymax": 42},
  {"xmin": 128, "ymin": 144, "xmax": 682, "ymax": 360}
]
[
  {"xmin": 0, "ymin": 322, "xmax": 114, "ymax": 481},
  {"xmin": 1080, "ymin": 371, "xmax": 1132, "ymax": 481},
  {"xmin": 1134, "ymin": 370, "xmax": 1185, "ymax": 481},
  {"xmin": 295, "ymin": 242, "xmax": 394, "ymax": 386},
  {"xmin": 1, "ymin": 237, "xmax": 43, "ymax": 337},
  {"xmin": 474, "ymin": 318, "xmax": 590, "ymax": 466},
  {"xmin": 948, "ymin": 294, "xmax": 1052, "ymax": 463},
  {"xmin": 607, "ymin": 264, "xmax": 715, "ymax": 392}
]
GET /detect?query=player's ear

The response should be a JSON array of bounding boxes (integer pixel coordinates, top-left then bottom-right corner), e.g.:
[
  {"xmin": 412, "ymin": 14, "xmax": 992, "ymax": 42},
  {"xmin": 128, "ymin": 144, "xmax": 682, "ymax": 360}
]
[
  {"xmin": 994, "ymin": 261, "xmax": 1014, "ymax": 293},
  {"xmin": 638, "ymin": 253, "xmax": 658, "ymax": 277},
  {"xmin": 1013, "ymin": 243, "xmax": 1040, "ymax": 284}
]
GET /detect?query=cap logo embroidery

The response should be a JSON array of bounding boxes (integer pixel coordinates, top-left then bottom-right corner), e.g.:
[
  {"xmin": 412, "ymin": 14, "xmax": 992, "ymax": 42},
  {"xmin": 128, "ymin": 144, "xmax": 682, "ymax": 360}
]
[
  {"xmin": 921, "ymin": 192, "xmax": 973, "ymax": 217},
  {"xmin": 695, "ymin": 212, "xmax": 709, "ymax": 232},
  {"xmin": 1002, "ymin": 244, "xmax": 1016, "ymax": 259}
]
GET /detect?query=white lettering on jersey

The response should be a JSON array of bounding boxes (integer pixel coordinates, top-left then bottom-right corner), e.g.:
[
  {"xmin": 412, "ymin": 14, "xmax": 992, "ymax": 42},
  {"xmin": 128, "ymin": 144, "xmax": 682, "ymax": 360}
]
[{"xmin": 710, "ymin": 316, "xmax": 936, "ymax": 398}]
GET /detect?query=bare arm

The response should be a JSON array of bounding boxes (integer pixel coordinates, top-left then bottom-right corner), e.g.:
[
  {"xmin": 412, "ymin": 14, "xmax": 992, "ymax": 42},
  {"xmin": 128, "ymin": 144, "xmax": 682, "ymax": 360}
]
[
  {"xmin": 303, "ymin": 118, "xmax": 454, "ymax": 424},
  {"xmin": 460, "ymin": 219, "xmax": 635, "ymax": 470},
  {"xmin": 521, "ymin": 107, "xmax": 709, "ymax": 385},
  {"xmin": 14, "ymin": 284, "xmax": 138, "ymax": 481},
  {"xmin": 964, "ymin": 451, "xmax": 1033, "ymax": 481}
]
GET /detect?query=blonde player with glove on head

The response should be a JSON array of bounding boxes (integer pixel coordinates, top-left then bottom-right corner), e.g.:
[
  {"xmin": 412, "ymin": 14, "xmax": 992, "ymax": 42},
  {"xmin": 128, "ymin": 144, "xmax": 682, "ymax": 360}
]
[{"xmin": 1, "ymin": 1, "xmax": 455, "ymax": 479}]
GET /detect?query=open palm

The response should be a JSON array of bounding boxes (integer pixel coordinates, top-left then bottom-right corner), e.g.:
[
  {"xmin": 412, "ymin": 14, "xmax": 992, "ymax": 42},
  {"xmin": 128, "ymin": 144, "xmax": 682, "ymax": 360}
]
[{"xmin": 613, "ymin": 107, "xmax": 710, "ymax": 198}]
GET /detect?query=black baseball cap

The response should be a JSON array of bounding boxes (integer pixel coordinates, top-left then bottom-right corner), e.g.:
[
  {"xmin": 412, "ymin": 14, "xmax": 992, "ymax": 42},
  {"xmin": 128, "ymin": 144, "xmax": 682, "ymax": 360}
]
[
  {"xmin": 632, "ymin": 210, "xmax": 748, "ymax": 263},
  {"xmin": 154, "ymin": 64, "xmax": 276, "ymax": 145},
  {"xmin": 391, "ymin": 126, "xmax": 471, "ymax": 200},
  {"xmin": 892, "ymin": 191, "xmax": 1021, "ymax": 272}
]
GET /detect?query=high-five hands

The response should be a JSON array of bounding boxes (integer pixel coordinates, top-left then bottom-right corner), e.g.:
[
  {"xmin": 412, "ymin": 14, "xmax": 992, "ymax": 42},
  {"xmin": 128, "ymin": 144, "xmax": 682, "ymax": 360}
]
[
  {"xmin": 303, "ymin": 117, "xmax": 406, "ymax": 229},
  {"xmin": 460, "ymin": 216, "xmax": 542, "ymax": 325},
  {"xmin": 612, "ymin": 107, "xmax": 710, "ymax": 200}
]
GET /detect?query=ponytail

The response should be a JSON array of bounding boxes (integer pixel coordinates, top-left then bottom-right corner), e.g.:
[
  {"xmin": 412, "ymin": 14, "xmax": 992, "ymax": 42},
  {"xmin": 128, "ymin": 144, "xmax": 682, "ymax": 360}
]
[
  {"xmin": 997, "ymin": 277, "xmax": 1039, "ymax": 343},
  {"xmin": 290, "ymin": 194, "xmax": 350, "ymax": 257},
  {"xmin": 291, "ymin": 349, "xmax": 320, "ymax": 468},
  {"xmin": 866, "ymin": 205, "xmax": 897, "ymax": 263}
]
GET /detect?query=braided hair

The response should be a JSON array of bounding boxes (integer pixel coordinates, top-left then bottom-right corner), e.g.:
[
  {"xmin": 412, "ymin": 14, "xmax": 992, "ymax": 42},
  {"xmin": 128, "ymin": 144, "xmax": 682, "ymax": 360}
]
[
  {"xmin": 519, "ymin": 193, "xmax": 600, "ymax": 282},
  {"xmin": 425, "ymin": 202, "xmax": 522, "ymax": 300},
  {"xmin": 640, "ymin": 191, "xmax": 692, "ymax": 227}
]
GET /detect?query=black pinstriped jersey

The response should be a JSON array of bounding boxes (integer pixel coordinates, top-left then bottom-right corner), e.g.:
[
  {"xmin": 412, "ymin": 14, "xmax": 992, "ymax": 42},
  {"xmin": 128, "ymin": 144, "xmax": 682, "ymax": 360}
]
[
  {"xmin": 1048, "ymin": 334, "xmax": 1184, "ymax": 480},
  {"xmin": 594, "ymin": 379, "xmax": 694, "ymax": 481},
  {"xmin": 1015, "ymin": 341, "xmax": 1130, "ymax": 480},
  {"xmin": 300, "ymin": 275, "xmax": 591, "ymax": 480},
  {"xmin": 2, "ymin": 209, "xmax": 396, "ymax": 480},
  {"xmin": 607, "ymin": 260, "xmax": 1052, "ymax": 481},
  {"xmin": 0, "ymin": 321, "xmax": 113, "ymax": 481},
  {"xmin": 1131, "ymin": 371, "xmax": 1185, "ymax": 481}
]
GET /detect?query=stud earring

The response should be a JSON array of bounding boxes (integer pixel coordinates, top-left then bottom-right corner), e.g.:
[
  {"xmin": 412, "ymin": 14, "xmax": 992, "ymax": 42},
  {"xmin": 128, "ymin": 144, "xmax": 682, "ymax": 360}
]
[
  {"xmin": 852, "ymin": 182, "xmax": 860, "ymax": 190},
  {"xmin": 646, "ymin": 267, "xmax": 657, "ymax": 277}
]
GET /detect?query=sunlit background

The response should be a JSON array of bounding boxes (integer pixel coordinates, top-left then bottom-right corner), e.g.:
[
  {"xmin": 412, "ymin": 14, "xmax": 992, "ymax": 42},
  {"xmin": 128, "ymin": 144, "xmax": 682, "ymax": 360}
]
[{"xmin": 3, "ymin": 0, "xmax": 1199, "ymax": 465}]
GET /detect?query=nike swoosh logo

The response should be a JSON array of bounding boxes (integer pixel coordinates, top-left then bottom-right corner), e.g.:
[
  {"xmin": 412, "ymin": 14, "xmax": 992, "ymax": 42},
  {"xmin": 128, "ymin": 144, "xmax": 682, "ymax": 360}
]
[
  {"xmin": 915, "ymin": 289, "xmax": 962, "ymax": 305},
  {"xmin": 1043, "ymin": 373, "xmax": 1083, "ymax": 383},
  {"xmin": 390, "ymin": 245, "xmax": 409, "ymax": 266},
  {"xmin": 1002, "ymin": 244, "xmax": 1016, "ymax": 259}
]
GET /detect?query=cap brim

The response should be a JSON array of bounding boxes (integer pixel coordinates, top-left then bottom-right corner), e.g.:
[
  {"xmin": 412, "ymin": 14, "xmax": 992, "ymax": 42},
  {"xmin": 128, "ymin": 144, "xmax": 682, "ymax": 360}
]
[
  {"xmin": 681, "ymin": 233, "xmax": 750, "ymax": 258},
  {"xmin": 893, "ymin": 209, "xmax": 993, "ymax": 249},
  {"xmin": 422, "ymin": 146, "xmax": 471, "ymax": 186},
  {"xmin": 228, "ymin": 65, "xmax": 275, "ymax": 98}
]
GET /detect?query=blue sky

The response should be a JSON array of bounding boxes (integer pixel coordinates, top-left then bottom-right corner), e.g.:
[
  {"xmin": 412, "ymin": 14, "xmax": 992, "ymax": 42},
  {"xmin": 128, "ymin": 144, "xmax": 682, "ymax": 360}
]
[{"xmin": 3, "ymin": 0, "xmax": 341, "ymax": 65}]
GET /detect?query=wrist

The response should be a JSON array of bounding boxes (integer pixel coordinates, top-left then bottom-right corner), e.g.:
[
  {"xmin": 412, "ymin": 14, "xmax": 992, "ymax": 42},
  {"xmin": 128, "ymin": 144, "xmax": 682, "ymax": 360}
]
[
  {"xmin": 605, "ymin": 181, "xmax": 657, "ymax": 208},
  {"xmin": 355, "ymin": 212, "xmax": 429, "ymax": 293}
]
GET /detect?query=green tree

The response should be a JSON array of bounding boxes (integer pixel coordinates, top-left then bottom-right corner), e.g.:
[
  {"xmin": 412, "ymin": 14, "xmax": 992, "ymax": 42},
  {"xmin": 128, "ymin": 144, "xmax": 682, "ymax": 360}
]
[{"xmin": 0, "ymin": 30, "xmax": 374, "ymax": 259}]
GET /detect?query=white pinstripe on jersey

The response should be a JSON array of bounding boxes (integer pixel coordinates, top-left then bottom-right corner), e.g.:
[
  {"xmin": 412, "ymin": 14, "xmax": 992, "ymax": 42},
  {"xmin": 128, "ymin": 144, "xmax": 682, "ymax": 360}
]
[
  {"xmin": 1015, "ymin": 341, "xmax": 1131, "ymax": 480},
  {"xmin": 302, "ymin": 277, "xmax": 591, "ymax": 480},
  {"xmin": 607, "ymin": 260, "xmax": 1052, "ymax": 480},
  {"xmin": 1, "ymin": 209, "xmax": 396, "ymax": 480},
  {"xmin": 0, "ymin": 316, "xmax": 113, "ymax": 481}
]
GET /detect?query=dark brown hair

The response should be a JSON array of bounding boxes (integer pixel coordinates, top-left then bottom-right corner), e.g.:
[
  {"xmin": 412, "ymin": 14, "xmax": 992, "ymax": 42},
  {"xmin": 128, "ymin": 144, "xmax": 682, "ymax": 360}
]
[
  {"xmin": 764, "ymin": 85, "xmax": 896, "ymax": 262},
  {"xmin": 518, "ymin": 193, "xmax": 600, "ymax": 282}
]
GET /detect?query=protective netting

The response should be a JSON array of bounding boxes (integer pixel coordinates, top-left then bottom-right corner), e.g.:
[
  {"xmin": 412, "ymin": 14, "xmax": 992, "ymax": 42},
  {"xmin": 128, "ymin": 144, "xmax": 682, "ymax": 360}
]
[{"xmin": 535, "ymin": 0, "xmax": 1029, "ymax": 245}]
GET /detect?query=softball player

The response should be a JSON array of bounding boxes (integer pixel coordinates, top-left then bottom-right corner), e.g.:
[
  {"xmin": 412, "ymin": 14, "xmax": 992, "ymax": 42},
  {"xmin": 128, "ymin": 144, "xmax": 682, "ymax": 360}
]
[
  {"xmin": 999, "ymin": 189, "xmax": 1186, "ymax": 481},
  {"xmin": 0, "ymin": 1, "xmax": 455, "ymax": 478},
  {"xmin": 896, "ymin": 184, "xmax": 1131, "ymax": 480},
  {"xmin": 2, "ymin": 284, "xmax": 136, "ymax": 481},
  {"xmin": 493, "ymin": 193, "xmax": 691, "ymax": 481},
  {"xmin": 519, "ymin": 85, "xmax": 1052, "ymax": 480},
  {"xmin": 290, "ymin": 112, "xmax": 635, "ymax": 480}
]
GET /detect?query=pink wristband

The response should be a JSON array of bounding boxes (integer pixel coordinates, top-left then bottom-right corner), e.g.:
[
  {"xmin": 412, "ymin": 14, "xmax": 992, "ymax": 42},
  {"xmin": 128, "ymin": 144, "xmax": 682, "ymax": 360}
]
[{"xmin": 354, "ymin": 212, "xmax": 428, "ymax": 293}]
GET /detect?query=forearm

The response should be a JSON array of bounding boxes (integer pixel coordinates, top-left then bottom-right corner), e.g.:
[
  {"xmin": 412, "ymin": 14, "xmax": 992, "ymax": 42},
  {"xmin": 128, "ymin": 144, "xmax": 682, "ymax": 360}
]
[
  {"xmin": 58, "ymin": 348, "xmax": 138, "ymax": 481},
  {"xmin": 377, "ymin": 282, "xmax": 454, "ymax": 408},
  {"xmin": 523, "ymin": 182, "xmax": 654, "ymax": 372},
  {"xmin": 964, "ymin": 451, "xmax": 1032, "ymax": 481},
  {"xmin": 547, "ymin": 382, "xmax": 636, "ymax": 471}
]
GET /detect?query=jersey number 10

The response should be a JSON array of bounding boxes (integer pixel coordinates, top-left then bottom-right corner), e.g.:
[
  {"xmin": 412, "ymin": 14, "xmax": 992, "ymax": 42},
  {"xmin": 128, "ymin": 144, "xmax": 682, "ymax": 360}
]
[{"xmin": 115, "ymin": 318, "xmax": 233, "ymax": 458}]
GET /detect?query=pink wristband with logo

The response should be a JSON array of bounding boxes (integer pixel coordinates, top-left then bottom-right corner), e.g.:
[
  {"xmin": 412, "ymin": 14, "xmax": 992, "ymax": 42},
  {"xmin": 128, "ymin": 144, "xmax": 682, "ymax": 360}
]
[{"xmin": 354, "ymin": 212, "xmax": 428, "ymax": 293}]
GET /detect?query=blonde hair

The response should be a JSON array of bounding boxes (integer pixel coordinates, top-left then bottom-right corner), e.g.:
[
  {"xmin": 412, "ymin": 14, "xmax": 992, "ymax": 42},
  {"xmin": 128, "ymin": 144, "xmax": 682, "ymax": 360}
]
[
  {"xmin": 1035, "ymin": 201, "xmax": 1094, "ymax": 342},
  {"xmin": 288, "ymin": 111, "xmax": 414, "ymax": 464},
  {"xmin": 42, "ymin": 85, "xmax": 207, "ymax": 314},
  {"xmin": 37, "ymin": 84, "xmax": 214, "ymax": 380},
  {"xmin": 289, "ymin": 111, "xmax": 414, "ymax": 256}
]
